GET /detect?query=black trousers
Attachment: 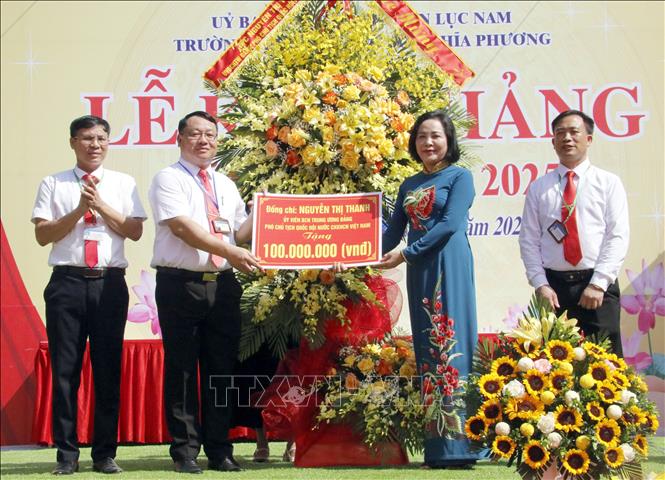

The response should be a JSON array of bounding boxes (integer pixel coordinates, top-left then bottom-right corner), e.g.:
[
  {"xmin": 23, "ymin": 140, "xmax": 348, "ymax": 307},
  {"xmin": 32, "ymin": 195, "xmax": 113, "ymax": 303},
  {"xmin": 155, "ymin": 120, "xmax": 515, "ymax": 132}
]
[
  {"xmin": 155, "ymin": 269, "xmax": 242, "ymax": 462},
  {"xmin": 545, "ymin": 269, "xmax": 623, "ymax": 356},
  {"xmin": 44, "ymin": 271, "xmax": 128, "ymax": 462}
]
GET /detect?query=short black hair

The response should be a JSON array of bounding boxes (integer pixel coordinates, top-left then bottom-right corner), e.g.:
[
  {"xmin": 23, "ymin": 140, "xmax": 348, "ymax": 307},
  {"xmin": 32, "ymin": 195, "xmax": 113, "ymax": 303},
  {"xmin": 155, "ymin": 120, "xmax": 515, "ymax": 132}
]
[
  {"xmin": 408, "ymin": 110, "xmax": 460, "ymax": 164},
  {"xmin": 551, "ymin": 110, "xmax": 594, "ymax": 135},
  {"xmin": 178, "ymin": 111, "xmax": 218, "ymax": 134},
  {"xmin": 70, "ymin": 115, "xmax": 110, "ymax": 138}
]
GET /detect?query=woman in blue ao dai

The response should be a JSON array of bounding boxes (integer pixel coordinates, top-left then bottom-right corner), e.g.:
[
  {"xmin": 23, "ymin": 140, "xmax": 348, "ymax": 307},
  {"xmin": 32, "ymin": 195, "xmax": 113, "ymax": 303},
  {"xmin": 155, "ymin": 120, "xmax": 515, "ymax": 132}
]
[{"xmin": 379, "ymin": 110, "xmax": 480, "ymax": 468}]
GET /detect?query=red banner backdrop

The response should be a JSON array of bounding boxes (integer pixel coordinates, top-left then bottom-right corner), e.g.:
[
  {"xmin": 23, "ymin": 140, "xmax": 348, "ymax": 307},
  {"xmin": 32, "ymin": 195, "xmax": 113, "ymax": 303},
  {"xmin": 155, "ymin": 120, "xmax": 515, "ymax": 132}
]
[{"xmin": 1, "ymin": 220, "xmax": 47, "ymax": 445}]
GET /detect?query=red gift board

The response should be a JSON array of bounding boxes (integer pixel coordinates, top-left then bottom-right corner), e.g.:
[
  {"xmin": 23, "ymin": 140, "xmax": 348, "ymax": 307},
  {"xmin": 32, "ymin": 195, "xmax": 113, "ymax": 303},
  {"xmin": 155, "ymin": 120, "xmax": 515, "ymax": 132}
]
[{"xmin": 252, "ymin": 193, "xmax": 382, "ymax": 269}]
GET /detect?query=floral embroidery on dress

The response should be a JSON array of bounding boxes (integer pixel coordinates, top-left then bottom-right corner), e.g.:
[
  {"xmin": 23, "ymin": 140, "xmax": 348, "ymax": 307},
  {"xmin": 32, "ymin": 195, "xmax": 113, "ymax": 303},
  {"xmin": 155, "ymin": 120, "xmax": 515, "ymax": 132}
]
[{"xmin": 404, "ymin": 185, "xmax": 435, "ymax": 231}]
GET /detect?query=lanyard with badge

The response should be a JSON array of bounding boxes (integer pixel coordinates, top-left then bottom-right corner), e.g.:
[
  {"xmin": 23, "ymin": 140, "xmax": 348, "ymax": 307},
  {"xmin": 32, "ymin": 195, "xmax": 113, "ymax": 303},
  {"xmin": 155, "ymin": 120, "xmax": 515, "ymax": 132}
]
[
  {"xmin": 73, "ymin": 170, "xmax": 108, "ymax": 242},
  {"xmin": 178, "ymin": 162, "xmax": 231, "ymax": 234},
  {"xmin": 547, "ymin": 172, "xmax": 582, "ymax": 243}
]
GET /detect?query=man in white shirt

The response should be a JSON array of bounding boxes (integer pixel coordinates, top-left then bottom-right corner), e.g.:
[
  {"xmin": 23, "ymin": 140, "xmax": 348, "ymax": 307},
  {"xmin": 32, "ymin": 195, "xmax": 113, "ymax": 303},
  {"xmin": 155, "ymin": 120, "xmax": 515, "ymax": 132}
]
[
  {"xmin": 32, "ymin": 115, "xmax": 146, "ymax": 475},
  {"xmin": 148, "ymin": 111, "xmax": 260, "ymax": 474},
  {"xmin": 519, "ymin": 110, "xmax": 629, "ymax": 355}
]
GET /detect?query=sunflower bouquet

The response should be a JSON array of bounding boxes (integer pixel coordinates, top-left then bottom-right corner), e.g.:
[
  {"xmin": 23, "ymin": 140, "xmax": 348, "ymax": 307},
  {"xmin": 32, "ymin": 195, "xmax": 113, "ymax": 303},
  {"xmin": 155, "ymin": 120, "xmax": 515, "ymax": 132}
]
[
  {"xmin": 465, "ymin": 298, "xmax": 658, "ymax": 480},
  {"xmin": 209, "ymin": 1, "xmax": 473, "ymax": 360}
]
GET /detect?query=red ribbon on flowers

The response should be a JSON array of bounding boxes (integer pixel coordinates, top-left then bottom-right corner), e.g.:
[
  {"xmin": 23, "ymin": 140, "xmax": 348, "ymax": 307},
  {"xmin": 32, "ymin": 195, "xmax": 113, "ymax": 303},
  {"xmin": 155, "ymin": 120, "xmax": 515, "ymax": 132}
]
[
  {"xmin": 374, "ymin": 0, "xmax": 474, "ymax": 86},
  {"xmin": 259, "ymin": 275, "xmax": 401, "ymax": 461}
]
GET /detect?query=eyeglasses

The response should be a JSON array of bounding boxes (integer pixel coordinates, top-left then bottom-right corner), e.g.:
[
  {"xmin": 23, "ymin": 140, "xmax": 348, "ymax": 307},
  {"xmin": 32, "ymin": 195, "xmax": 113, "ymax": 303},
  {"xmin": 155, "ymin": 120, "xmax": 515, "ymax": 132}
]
[
  {"xmin": 75, "ymin": 135, "xmax": 109, "ymax": 145},
  {"xmin": 185, "ymin": 131, "xmax": 218, "ymax": 142}
]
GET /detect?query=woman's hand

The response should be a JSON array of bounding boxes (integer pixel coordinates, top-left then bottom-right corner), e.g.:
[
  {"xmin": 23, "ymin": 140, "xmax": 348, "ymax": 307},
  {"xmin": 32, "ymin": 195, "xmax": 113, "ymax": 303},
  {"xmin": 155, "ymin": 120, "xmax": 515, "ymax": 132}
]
[{"xmin": 376, "ymin": 250, "xmax": 404, "ymax": 269}]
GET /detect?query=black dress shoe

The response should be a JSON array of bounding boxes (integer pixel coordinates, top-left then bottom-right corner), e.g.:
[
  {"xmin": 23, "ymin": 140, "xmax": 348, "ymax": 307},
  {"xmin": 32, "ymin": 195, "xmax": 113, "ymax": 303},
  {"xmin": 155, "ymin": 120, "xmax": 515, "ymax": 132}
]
[
  {"xmin": 52, "ymin": 461, "xmax": 79, "ymax": 475},
  {"xmin": 208, "ymin": 457, "xmax": 241, "ymax": 472},
  {"xmin": 174, "ymin": 458, "xmax": 202, "ymax": 474},
  {"xmin": 93, "ymin": 457, "xmax": 123, "ymax": 474}
]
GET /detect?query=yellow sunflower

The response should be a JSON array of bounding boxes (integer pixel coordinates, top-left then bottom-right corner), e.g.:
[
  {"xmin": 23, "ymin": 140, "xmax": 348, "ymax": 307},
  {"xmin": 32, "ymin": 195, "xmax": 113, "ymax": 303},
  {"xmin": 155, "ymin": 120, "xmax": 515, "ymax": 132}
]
[
  {"xmin": 554, "ymin": 404, "xmax": 583, "ymax": 432},
  {"xmin": 622, "ymin": 405, "xmax": 646, "ymax": 426},
  {"xmin": 604, "ymin": 446, "xmax": 624, "ymax": 468},
  {"xmin": 491, "ymin": 356, "xmax": 517, "ymax": 378},
  {"xmin": 549, "ymin": 368, "xmax": 572, "ymax": 392},
  {"xmin": 513, "ymin": 340, "xmax": 540, "ymax": 358},
  {"xmin": 478, "ymin": 373, "xmax": 504, "ymax": 399},
  {"xmin": 561, "ymin": 448, "xmax": 590, "ymax": 475},
  {"xmin": 595, "ymin": 418, "xmax": 621, "ymax": 447},
  {"xmin": 588, "ymin": 361, "xmax": 611, "ymax": 383},
  {"xmin": 492, "ymin": 435, "xmax": 516, "ymax": 459},
  {"xmin": 506, "ymin": 395, "xmax": 545, "ymax": 421},
  {"xmin": 523, "ymin": 440, "xmax": 550, "ymax": 469},
  {"xmin": 604, "ymin": 353, "xmax": 627, "ymax": 370},
  {"xmin": 464, "ymin": 415, "xmax": 488, "ymax": 441},
  {"xmin": 645, "ymin": 413, "xmax": 659, "ymax": 433},
  {"xmin": 586, "ymin": 401, "xmax": 605, "ymax": 421},
  {"xmin": 610, "ymin": 371, "xmax": 629, "ymax": 389},
  {"xmin": 480, "ymin": 398, "xmax": 502, "ymax": 425},
  {"xmin": 546, "ymin": 340, "xmax": 574, "ymax": 362},
  {"xmin": 597, "ymin": 380, "xmax": 620, "ymax": 404},
  {"xmin": 524, "ymin": 369, "xmax": 549, "ymax": 395},
  {"xmin": 633, "ymin": 434, "xmax": 648, "ymax": 455},
  {"xmin": 582, "ymin": 341, "xmax": 607, "ymax": 358}
]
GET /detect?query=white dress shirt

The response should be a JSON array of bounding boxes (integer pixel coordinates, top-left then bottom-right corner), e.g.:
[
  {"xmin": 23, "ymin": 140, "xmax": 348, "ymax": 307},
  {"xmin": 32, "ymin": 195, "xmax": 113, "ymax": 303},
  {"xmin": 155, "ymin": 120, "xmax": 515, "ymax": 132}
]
[
  {"xmin": 149, "ymin": 158, "xmax": 247, "ymax": 272},
  {"xmin": 519, "ymin": 159, "xmax": 629, "ymax": 291},
  {"xmin": 31, "ymin": 166, "xmax": 147, "ymax": 268}
]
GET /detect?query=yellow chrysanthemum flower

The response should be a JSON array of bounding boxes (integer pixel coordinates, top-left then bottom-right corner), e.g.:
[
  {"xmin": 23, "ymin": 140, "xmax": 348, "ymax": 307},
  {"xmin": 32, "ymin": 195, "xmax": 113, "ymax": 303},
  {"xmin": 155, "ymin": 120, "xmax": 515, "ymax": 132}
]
[
  {"xmin": 588, "ymin": 361, "xmax": 611, "ymax": 383},
  {"xmin": 480, "ymin": 398, "xmax": 502, "ymax": 425},
  {"xmin": 357, "ymin": 357, "xmax": 375, "ymax": 375},
  {"xmin": 561, "ymin": 448, "xmax": 590, "ymax": 475},
  {"xmin": 595, "ymin": 418, "xmax": 621, "ymax": 447},
  {"xmin": 549, "ymin": 368, "xmax": 572, "ymax": 392},
  {"xmin": 343, "ymin": 354, "xmax": 356, "ymax": 367},
  {"xmin": 554, "ymin": 404, "xmax": 583, "ymax": 432},
  {"xmin": 604, "ymin": 446, "xmax": 624, "ymax": 468},
  {"xmin": 586, "ymin": 401, "xmax": 605, "ymax": 421},
  {"xmin": 506, "ymin": 395, "xmax": 544, "ymax": 421},
  {"xmin": 524, "ymin": 369, "xmax": 549, "ymax": 395},
  {"xmin": 523, "ymin": 440, "xmax": 550, "ymax": 469},
  {"xmin": 464, "ymin": 415, "xmax": 487, "ymax": 441},
  {"xmin": 478, "ymin": 373, "xmax": 504, "ymax": 399},
  {"xmin": 491, "ymin": 356, "xmax": 518, "ymax": 379},
  {"xmin": 492, "ymin": 435, "xmax": 516, "ymax": 459},
  {"xmin": 546, "ymin": 340, "xmax": 574, "ymax": 362},
  {"xmin": 361, "ymin": 343, "xmax": 381, "ymax": 356}
]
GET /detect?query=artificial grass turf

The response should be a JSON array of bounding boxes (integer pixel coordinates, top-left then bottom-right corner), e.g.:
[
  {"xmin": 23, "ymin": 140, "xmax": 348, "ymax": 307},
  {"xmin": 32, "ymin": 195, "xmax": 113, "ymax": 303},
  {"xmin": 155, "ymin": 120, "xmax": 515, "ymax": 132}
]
[{"xmin": 2, "ymin": 440, "xmax": 664, "ymax": 479}]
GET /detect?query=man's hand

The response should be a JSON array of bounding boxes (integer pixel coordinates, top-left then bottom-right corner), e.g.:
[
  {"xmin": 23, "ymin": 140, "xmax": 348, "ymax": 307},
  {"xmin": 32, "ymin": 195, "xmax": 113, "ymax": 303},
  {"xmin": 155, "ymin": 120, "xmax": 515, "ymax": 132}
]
[
  {"xmin": 80, "ymin": 180, "xmax": 106, "ymax": 212},
  {"xmin": 536, "ymin": 285, "xmax": 560, "ymax": 310},
  {"xmin": 579, "ymin": 285, "xmax": 604, "ymax": 310},
  {"xmin": 225, "ymin": 244, "xmax": 262, "ymax": 274}
]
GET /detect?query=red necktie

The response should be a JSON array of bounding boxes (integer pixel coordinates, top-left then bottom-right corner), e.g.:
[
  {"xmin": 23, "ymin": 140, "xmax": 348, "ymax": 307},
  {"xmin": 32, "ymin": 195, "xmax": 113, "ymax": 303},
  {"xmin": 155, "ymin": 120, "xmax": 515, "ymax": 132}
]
[
  {"xmin": 562, "ymin": 171, "xmax": 582, "ymax": 265},
  {"xmin": 82, "ymin": 174, "xmax": 99, "ymax": 268},
  {"xmin": 198, "ymin": 169, "xmax": 224, "ymax": 268}
]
